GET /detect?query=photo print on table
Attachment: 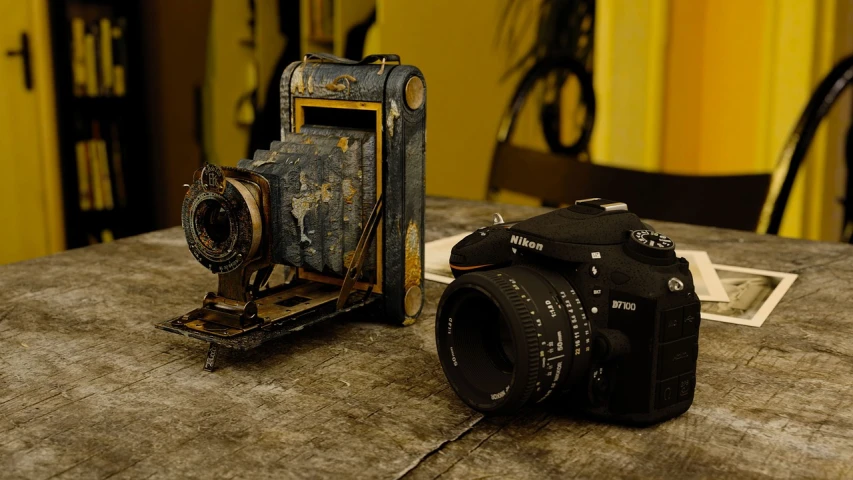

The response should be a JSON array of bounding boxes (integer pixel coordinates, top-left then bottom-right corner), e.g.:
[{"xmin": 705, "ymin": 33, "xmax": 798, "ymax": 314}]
[{"xmin": 700, "ymin": 265, "xmax": 798, "ymax": 327}]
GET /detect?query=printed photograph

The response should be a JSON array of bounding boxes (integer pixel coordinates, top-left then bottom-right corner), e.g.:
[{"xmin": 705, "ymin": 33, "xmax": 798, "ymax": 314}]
[
  {"xmin": 676, "ymin": 250, "xmax": 729, "ymax": 302},
  {"xmin": 424, "ymin": 232, "xmax": 469, "ymax": 284},
  {"xmin": 701, "ymin": 265, "xmax": 798, "ymax": 327}
]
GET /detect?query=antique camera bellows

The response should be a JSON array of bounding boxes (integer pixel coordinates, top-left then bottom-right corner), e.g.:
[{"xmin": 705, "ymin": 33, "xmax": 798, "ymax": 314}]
[{"xmin": 239, "ymin": 129, "xmax": 377, "ymax": 276}]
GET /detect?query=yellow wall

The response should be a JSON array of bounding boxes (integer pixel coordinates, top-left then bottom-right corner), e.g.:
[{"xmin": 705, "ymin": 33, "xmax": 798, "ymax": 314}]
[
  {"xmin": 374, "ymin": 0, "xmax": 672, "ymax": 199},
  {"xmin": 593, "ymin": 0, "xmax": 668, "ymax": 171},
  {"xmin": 662, "ymin": 0, "xmax": 852, "ymax": 240},
  {"xmin": 662, "ymin": 0, "xmax": 767, "ymax": 174},
  {"xmin": 204, "ymin": 0, "xmax": 285, "ymax": 167},
  {"xmin": 376, "ymin": 0, "xmax": 535, "ymax": 200}
]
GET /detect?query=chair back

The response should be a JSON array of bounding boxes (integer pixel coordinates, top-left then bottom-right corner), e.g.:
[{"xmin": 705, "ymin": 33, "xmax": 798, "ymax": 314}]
[{"xmin": 489, "ymin": 57, "xmax": 772, "ymax": 231}]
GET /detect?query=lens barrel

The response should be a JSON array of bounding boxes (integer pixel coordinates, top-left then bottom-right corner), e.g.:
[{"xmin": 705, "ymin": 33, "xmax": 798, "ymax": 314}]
[
  {"xmin": 435, "ymin": 266, "xmax": 592, "ymax": 413},
  {"xmin": 183, "ymin": 175, "xmax": 263, "ymax": 274}
]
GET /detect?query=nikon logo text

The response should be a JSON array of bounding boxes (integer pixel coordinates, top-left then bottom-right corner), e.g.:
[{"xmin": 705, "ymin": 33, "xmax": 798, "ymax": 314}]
[
  {"xmin": 510, "ymin": 235, "xmax": 544, "ymax": 251},
  {"xmin": 612, "ymin": 300, "xmax": 637, "ymax": 311}
]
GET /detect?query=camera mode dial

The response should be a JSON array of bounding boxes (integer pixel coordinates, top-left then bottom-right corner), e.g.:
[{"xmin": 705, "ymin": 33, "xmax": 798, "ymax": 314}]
[{"xmin": 626, "ymin": 230, "xmax": 675, "ymax": 261}]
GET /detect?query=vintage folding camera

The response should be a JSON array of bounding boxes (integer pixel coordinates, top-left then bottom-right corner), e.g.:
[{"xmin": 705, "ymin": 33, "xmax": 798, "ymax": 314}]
[
  {"xmin": 435, "ymin": 198, "xmax": 700, "ymax": 425},
  {"xmin": 157, "ymin": 54, "xmax": 426, "ymax": 370}
]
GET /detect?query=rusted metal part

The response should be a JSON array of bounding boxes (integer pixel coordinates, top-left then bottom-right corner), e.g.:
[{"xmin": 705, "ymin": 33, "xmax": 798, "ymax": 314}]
[
  {"xmin": 404, "ymin": 286, "xmax": 422, "ymax": 319},
  {"xmin": 337, "ymin": 195, "xmax": 384, "ymax": 310},
  {"xmin": 203, "ymin": 343, "xmax": 220, "ymax": 372},
  {"xmin": 405, "ymin": 76, "xmax": 425, "ymax": 110},
  {"xmin": 172, "ymin": 280, "xmax": 343, "ymax": 338},
  {"xmin": 156, "ymin": 292, "xmax": 380, "ymax": 351}
]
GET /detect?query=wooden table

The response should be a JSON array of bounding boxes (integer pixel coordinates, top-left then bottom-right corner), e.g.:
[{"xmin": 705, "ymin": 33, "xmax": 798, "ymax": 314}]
[{"xmin": 2, "ymin": 197, "xmax": 853, "ymax": 479}]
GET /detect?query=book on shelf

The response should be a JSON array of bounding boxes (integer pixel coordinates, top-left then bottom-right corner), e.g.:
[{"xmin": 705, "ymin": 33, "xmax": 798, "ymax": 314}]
[
  {"xmin": 112, "ymin": 19, "xmax": 127, "ymax": 96},
  {"xmin": 99, "ymin": 18, "xmax": 113, "ymax": 95},
  {"xmin": 71, "ymin": 18, "xmax": 87, "ymax": 96},
  {"xmin": 83, "ymin": 31, "xmax": 97, "ymax": 96},
  {"xmin": 88, "ymin": 138, "xmax": 104, "ymax": 209},
  {"xmin": 74, "ymin": 140, "xmax": 92, "ymax": 210},
  {"xmin": 70, "ymin": 16, "xmax": 128, "ymax": 97},
  {"xmin": 75, "ymin": 121, "xmax": 122, "ymax": 212}
]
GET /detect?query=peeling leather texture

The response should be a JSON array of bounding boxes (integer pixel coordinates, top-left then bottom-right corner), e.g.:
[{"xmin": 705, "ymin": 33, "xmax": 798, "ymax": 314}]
[
  {"xmin": 237, "ymin": 139, "xmax": 351, "ymax": 275},
  {"xmin": 300, "ymin": 126, "xmax": 378, "ymax": 271},
  {"xmin": 277, "ymin": 58, "xmax": 426, "ymax": 324}
]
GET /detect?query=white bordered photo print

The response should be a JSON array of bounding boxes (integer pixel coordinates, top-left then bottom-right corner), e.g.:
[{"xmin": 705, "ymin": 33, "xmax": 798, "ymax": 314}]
[
  {"xmin": 424, "ymin": 232, "xmax": 469, "ymax": 284},
  {"xmin": 699, "ymin": 265, "xmax": 798, "ymax": 327},
  {"xmin": 675, "ymin": 250, "xmax": 730, "ymax": 302}
]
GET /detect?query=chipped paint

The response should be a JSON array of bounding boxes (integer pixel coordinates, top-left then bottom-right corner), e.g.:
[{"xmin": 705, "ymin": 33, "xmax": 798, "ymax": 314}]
[
  {"xmin": 325, "ymin": 75, "xmax": 357, "ymax": 94},
  {"xmin": 343, "ymin": 250, "xmax": 355, "ymax": 268},
  {"xmin": 291, "ymin": 172, "xmax": 334, "ymax": 244},
  {"xmin": 336, "ymin": 137, "xmax": 349, "ymax": 153},
  {"xmin": 404, "ymin": 220, "xmax": 422, "ymax": 289},
  {"xmin": 251, "ymin": 151, "xmax": 277, "ymax": 167},
  {"xmin": 307, "ymin": 65, "xmax": 319, "ymax": 94},
  {"xmin": 295, "ymin": 65, "xmax": 305, "ymax": 94},
  {"xmin": 342, "ymin": 179, "xmax": 357, "ymax": 204},
  {"xmin": 387, "ymin": 100, "xmax": 400, "ymax": 137}
]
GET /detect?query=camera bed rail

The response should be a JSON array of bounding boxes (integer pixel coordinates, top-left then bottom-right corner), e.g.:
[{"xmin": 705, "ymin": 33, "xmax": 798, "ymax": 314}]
[{"xmin": 155, "ymin": 292, "xmax": 379, "ymax": 371}]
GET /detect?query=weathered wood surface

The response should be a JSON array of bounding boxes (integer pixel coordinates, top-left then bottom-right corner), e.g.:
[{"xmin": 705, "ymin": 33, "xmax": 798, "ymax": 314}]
[{"xmin": 1, "ymin": 197, "xmax": 853, "ymax": 479}]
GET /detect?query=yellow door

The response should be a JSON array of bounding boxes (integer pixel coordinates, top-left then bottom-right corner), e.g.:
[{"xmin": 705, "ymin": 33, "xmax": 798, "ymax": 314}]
[{"xmin": 0, "ymin": 0, "xmax": 64, "ymax": 264}]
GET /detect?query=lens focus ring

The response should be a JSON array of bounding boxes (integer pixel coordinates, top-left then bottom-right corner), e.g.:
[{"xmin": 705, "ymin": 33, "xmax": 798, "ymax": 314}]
[
  {"xmin": 436, "ymin": 265, "xmax": 591, "ymax": 414},
  {"xmin": 486, "ymin": 270, "xmax": 542, "ymax": 408}
]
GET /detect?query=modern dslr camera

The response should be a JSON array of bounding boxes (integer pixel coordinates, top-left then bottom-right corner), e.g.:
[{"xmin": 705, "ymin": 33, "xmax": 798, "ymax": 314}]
[
  {"xmin": 157, "ymin": 54, "xmax": 426, "ymax": 370},
  {"xmin": 435, "ymin": 198, "xmax": 700, "ymax": 425}
]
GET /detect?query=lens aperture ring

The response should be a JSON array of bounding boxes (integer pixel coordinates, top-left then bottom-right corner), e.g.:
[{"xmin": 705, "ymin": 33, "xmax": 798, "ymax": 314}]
[{"xmin": 528, "ymin": 268, "xmax": 592, "ymax": 398}]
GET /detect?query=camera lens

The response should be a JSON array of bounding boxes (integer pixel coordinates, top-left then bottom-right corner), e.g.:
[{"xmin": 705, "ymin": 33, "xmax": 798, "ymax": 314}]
[
  {"xmin": 197, "ymin": 199, "xmax": 231, "ymax": 245},
  {"xmin": 183, "ymin": 168, "xmax": 264, "ymax": 274},
  {"xmin": 194, "ymin": 198, "xmax": 233, "ymax": 251},
  {"xmin": 435, "ymin": 266, "xmax": 592, "ymax": 413}
]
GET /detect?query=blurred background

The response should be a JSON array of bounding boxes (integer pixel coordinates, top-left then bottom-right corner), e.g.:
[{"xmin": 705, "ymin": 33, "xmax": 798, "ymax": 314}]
[{"xmin": 1, "ymin": 0, "xmax": 852, "ymax": 266}]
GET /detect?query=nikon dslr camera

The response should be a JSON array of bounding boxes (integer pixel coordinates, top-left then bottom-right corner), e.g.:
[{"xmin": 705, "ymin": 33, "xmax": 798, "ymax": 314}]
[{"xmin": 435, "ymin": 198, "xmax": 700, "ymax": 425}]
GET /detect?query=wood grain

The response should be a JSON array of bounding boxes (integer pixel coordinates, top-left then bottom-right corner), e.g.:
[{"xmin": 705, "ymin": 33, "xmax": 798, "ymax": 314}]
[{"xmin": 1, "ymin": 198, "xmax": 852, "ymax": 479}]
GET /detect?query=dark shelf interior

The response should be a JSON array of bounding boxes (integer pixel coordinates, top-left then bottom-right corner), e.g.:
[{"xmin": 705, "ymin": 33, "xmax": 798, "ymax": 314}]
[{"xmin": 49, "ymin": 0, "xmax": 156, "ymax": 249}]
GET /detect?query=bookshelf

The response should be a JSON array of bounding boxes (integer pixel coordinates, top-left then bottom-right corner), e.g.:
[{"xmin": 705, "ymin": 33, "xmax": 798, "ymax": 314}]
[{"xmin": 48, "ymin": 0, "xmax": 155, "ymax": 248}]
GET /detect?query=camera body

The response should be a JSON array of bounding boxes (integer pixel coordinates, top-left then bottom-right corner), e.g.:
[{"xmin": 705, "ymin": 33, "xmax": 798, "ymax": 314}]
[
  {"xmin": 158, "ymin": 54, "xmax": 426, "ymax": 368},
  {"xmin": 436, "ymin": 198, "xmax": 700, "ymax": 425}
]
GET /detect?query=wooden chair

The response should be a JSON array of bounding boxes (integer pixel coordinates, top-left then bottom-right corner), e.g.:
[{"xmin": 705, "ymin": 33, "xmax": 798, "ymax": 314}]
[{"xmin": 489, "ymin": 55, "xmax": 853, "ymax": 238}]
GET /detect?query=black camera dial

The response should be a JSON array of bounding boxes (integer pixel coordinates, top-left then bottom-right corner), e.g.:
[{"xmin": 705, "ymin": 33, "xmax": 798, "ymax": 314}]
[{"xmin": 626, "ymin": 230, "xmax": 676, "ymax": 264}]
